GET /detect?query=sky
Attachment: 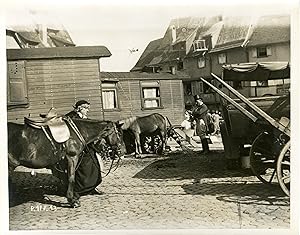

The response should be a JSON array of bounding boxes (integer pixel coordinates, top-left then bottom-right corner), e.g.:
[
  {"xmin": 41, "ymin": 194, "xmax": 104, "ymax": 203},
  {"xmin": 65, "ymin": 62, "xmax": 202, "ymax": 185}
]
[
  {"xmin": 3, "ymin": 0, "xmax": 296, "ymax": 72},
  {"xmin": 1, "ymin": 1, "xmax": 300, "ymax": 234}
]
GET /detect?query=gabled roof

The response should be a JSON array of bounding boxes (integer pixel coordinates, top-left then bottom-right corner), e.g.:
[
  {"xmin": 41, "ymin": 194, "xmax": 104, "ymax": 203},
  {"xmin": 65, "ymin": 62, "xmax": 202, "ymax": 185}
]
[
  {"xmin": 131, "ymin": 38, "xmax": 163, "ymax": 71},
  {"xmin": 247, "ymin": 15, "xmax": 290, "ymax": 46},
  {"xmin": 132, "ymin": 16, "xmax": 222, "ymax": 70},
  {"xmin": 186, "ymin": 17, "xmax": 223, "ymax": 57},
  {"xmin": 47, "ymin": 27, "xmax": 75, "ymax": 47},
  {"xmin": 6, "ymin": 25, "xmax": 75, "ymax": 48},
  {"xmin": 210, "ymin": 16, "xmax": 253, "ymax": 53},
  {"xmin": 168, "ymin": 17, "xmax": 206, "ymax": 45}
]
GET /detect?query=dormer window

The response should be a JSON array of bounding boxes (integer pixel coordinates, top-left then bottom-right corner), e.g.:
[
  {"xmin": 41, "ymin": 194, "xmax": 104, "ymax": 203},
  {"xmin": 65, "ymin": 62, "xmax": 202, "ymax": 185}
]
[{"xmin": 193, "ymin": 40, "xmax": 207, "ymax": 52}]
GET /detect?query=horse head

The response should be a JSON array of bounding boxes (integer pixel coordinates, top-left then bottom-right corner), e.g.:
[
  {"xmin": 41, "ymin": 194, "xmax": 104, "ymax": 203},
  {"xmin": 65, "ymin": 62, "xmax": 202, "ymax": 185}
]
[{"xmin": 93, "ymin": 121, "xmax": 126, "ymax": 159}]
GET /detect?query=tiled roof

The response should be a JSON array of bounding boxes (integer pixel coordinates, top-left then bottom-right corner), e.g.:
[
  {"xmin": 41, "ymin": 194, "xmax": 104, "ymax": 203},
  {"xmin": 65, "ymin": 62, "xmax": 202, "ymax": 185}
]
[
  {"xmin": 247, "ymin": 15, "xmax": 290, "ymax": 46},
  {"xmin": 210, "ymin": 16, "xmax": 253, "ymax": 52},
  {"xmin": 7, "ymin": 25, "xmax": 76, "ymax": 48},
  {"xmin": 49, "ymin": 34, "xmax": 75, "ymax": 46},
  {"xmin": 131, "ymin": 38, "xmax": 163, "ymax": 71},
  {"xmin": 17, "ymin": 31, "xmax": 41, "ymax": 44},
  {"xmin": 132, "ymin": 16, "xmax": 220, "ymax": 70},
  {"xmin": 169, "ymin": 17, "xmax": 206, "ymax": 44},
  {"xmin": 133, "ymin": 14, "xmax": 290, "ymax": 70},
  {"xmin": 186, "ymin": 17, "xmax": 223, "ymax": 57}
]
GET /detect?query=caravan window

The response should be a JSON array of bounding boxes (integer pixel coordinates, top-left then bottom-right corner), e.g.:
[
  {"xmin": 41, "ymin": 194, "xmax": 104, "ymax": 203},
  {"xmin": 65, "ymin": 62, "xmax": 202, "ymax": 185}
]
[
  {"xmin": 257, "ymin": 47, "xmax": 267, "ymax": 58},
  {"xmin": 102, "ymin": 82, "xmax": 119, "ymax": 110},
  {"xmin": 7, "ymin": 61, "xmax": 28, "ymax": 106},
  {"xmin": 140, "ymin": 81, "xmax": 161, "ymax": 109}
]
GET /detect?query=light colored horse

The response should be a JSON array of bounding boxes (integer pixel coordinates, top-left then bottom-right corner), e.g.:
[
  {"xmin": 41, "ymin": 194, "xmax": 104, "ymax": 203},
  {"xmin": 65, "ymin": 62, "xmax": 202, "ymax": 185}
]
[{"xmin": 118, "ymin": 113, "xmax": 167, "ymax": 156}]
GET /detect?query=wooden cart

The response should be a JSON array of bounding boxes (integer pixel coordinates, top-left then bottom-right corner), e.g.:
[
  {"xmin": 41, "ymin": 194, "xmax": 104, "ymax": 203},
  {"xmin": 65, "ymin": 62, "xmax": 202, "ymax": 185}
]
[{"xmin": 201, "ymin": 73, "xmax": 290, "ymax": 196}]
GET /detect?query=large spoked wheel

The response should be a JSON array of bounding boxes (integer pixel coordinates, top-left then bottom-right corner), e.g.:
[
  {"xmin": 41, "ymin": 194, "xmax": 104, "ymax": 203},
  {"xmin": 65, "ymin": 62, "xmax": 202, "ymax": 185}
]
[
  {"xmin": 250, "ymin": 132, "xmax": 281, "ymax": 184},
  {"xmin": 276, "ymin": 140, "xmax": 290, "ymax": 197},
  {"xmin": 141, "ymin": 134, "xmax": 163, "ymax": 154}
]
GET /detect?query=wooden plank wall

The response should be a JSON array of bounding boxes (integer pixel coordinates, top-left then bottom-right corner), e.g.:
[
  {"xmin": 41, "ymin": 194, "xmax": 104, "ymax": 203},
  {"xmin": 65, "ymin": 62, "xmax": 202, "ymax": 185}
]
[
  {"xmin": 7, "ymin": 58, "xmax": 103, "ymax": 123},
  {"xmin": 103, "ymin": 79, "xmax": 185, "ymax": 125}
]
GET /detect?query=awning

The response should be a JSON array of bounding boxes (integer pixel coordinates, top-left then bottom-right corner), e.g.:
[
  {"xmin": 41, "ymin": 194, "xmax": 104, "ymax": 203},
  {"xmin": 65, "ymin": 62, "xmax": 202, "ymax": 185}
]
[{"xmin": 222, "ymin": 62, "xmax": 290, "ymax": 81}]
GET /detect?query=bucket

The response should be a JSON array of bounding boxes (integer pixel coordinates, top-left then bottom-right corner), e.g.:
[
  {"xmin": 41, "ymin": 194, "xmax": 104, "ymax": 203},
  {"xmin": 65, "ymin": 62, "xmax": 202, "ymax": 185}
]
[{"xmin": 241, "ymin": 155, "xmax": 250, "ymax": 169}]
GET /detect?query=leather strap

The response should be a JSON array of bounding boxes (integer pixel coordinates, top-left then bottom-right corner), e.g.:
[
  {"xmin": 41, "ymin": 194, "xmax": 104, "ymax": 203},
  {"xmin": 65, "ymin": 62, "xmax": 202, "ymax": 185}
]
[
  {"xmin": 41, "ymin": 126, "xmax": 58, "ymax": 154},
  {"xmin": 64, "ymin": 117, "xmax": 87, "ymax": 148}
]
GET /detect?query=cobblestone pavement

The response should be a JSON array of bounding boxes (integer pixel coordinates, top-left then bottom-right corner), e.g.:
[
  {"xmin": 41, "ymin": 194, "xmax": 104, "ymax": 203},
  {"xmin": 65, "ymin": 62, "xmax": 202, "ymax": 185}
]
[{"xmin": 9, "ymin": 145, "xmax": 290, "ymax": 231}]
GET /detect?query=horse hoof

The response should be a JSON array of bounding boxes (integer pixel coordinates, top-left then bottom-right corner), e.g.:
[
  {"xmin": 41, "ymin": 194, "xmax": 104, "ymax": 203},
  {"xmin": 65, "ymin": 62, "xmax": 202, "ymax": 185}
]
[
  {"xmin": 71, "ymin": 201, "xmax": 81, "ymax": 208},
  {"xmin": 68, "ymin": 198, "xmax": 81, "ymax": 208}
]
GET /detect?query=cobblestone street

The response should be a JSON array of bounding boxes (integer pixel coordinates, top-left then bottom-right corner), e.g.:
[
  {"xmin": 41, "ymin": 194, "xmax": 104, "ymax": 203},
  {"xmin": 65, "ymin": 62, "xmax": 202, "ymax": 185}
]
[{"xmin": 9, "ymin": 146, "xmax": 290, "ymax": 231}]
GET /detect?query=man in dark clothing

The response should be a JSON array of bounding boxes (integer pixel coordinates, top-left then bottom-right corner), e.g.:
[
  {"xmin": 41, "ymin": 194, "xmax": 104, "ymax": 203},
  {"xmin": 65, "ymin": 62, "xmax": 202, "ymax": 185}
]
[
  {"xmin": 191, "ymin": 95, "xmax": 210, "ymax": 154},
  {"xmin": 64, "ymin": 100, "xmax": 103, "ymax": 195},
  {"xmin": 66, "ymin": 100, "xmax": 90, "ymax": 119}
]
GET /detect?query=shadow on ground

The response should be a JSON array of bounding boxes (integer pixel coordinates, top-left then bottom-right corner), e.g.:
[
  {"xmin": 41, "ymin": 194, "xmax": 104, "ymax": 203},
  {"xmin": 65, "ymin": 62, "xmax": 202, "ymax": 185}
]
[
  {"xmin": 133, "ymin": 151, "xmax": 254, "ymax": 180},
  {"xmin": 9, "ymin": 172, "xmax": 68, "ymax": 208},
  {"xmin": 182, "ymin": 181, "xmax": 289, "ymax": 206},
  {"xmin": 132, "ymin": 151, "xmax": 290, "ymax": 204}
]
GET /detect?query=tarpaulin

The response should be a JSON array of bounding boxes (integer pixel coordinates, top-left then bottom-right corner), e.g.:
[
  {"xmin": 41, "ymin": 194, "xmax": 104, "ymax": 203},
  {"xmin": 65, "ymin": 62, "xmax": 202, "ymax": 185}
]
[{"xmin": 222, "ymin": 62, "xmax": 290, "ymax": 81}]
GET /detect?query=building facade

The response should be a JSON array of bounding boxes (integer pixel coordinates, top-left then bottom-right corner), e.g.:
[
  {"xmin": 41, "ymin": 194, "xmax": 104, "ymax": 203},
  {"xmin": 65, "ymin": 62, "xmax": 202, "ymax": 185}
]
[{"xmin": 133, "ymin": 14, "xmax": 290, "ymax": 110}]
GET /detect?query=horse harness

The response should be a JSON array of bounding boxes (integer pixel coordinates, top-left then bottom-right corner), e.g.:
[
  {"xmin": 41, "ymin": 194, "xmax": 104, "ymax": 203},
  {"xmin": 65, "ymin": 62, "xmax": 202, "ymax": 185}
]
[{"xmin": 24, "ymin": 115, "xmax": 122, "ymax": 172}]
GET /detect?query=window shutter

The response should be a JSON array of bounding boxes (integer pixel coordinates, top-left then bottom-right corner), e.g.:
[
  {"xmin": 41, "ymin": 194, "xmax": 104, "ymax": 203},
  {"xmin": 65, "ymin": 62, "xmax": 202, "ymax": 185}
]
[
  {"xmin": 7, "ymin": 61, "xmax": 28, "ymax": 104},
  {"xmin": 197, "ymin": 57, "xmax": 205, "ymax": 68},
  {"xmin": 266, "ymin": 46, "xmax": 272, "ymax": 56},
  {"xmin": 252, "ymin": 48, "xmax": 257, "ymax": 58}
]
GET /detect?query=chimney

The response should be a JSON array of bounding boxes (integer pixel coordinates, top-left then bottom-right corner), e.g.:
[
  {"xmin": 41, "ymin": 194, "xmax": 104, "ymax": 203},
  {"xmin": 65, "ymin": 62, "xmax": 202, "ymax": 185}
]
[
  {"xmin": 170, "ymin": 66, "xmax": 176, "ymax": 75},
  {"xmin": 170, "ymin": 25, "xmax": 176, "ymax": 44},
  {"xmin": 37, "ymin": 24, "xmax": 48, "ymax": 46}
]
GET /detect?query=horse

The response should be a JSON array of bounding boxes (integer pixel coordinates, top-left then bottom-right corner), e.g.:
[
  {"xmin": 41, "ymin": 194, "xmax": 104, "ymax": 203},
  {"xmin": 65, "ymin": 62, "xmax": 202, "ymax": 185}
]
[
  {"xmin": 118, "ymin": 113, "xmax": 167, "ymax": 156},
  {"xmin": 8, "ymin": 117, "xmax": 125, "ymax": 208}
]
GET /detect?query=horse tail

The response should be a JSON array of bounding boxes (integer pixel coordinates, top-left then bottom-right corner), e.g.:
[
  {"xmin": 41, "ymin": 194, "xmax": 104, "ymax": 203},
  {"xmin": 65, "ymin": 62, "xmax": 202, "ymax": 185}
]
[
  {"xmin": 164, "ymin": 116, "xmax": 172, "ymax": 128},
  {"xmin": 153, "ymin": 113, "xmax": 169, "ymax": 130}
]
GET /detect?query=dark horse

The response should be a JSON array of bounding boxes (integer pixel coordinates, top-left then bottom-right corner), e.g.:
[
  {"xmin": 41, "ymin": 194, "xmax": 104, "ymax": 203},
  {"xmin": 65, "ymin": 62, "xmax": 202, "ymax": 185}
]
[
  {"xmin": 8, "ymin": 118, "xmax": 125, "ymax": 208},
  {"xmin": 118, "ymin": 113, "xmax": 167, "ymax": 156}
]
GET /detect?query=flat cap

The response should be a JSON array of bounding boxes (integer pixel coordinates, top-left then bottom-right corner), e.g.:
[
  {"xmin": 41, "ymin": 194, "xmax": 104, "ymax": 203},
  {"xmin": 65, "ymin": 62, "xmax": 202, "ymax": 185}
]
[{"xmin": 75, "ymin": 100, "xmax": 90, "ymax": 108}]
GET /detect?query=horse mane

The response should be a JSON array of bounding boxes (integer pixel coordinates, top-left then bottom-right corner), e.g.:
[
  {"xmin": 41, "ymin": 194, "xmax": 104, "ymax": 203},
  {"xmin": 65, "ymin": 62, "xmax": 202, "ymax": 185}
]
[{"xmin": 119, "ymin": 116, "xmax": 137, "ymax": 129}]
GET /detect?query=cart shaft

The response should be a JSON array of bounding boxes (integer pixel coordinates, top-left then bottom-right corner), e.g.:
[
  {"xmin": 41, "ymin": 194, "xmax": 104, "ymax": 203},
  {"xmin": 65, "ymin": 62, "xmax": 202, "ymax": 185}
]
[{"xmin": 208, "ymin": 73, "xmax": 290, "ymax": 137}]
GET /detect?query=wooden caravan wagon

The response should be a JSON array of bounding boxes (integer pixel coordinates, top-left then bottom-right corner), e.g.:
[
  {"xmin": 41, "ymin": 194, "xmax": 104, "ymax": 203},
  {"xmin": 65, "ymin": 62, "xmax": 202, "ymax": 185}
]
[
  {"xmin": 99, "ymin": 71, "xmax": 188, "ymax": 124},
  {"xmin": 7, "ymin": 46, "xmax": 187, "ymax": 126},
  {"xmin": 7, "ymin": 46, "xmax": 111, "ymax": 122}
]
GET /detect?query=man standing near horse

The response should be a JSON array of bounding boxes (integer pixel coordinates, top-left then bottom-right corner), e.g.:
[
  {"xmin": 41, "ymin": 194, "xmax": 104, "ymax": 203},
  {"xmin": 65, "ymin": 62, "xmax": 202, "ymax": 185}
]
[
  {"xmin": 191, "ymin": 95, "xmax": 210, "ymax": 154},
  {"xmin": 64, "ymin": 100, "xmax": 103, "ymax": 195}
]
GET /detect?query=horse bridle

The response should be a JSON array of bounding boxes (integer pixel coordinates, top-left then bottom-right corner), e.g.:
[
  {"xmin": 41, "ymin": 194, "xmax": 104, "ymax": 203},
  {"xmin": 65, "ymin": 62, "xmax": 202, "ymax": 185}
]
[
  {"xmin": 55, "ymin": 118, "xmax": 123, "ymax": 173},
  {"xmin": 87, "ymin": 122, "xmax": 123, "ymax": 177}
]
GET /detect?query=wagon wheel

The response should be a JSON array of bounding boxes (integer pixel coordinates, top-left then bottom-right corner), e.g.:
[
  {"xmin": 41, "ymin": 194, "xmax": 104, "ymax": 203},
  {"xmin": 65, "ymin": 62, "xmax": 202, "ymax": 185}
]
[
  {"xmin": 276, "ymin": 140, "xmax": 290, "ymax": 196},
  {"xmin": 153, "ymin": 134, "xmax": 163, "ymax": 154},
  {"xmin": 142, "ymin": 134, "xmax": 163, "ymax": 154},
  {"xmin": 250, "ymin": 131, "xmax": 282, "ymax": 184},
  {"xmin": 142, "ymin": 136, "xmax": 153, "ymax": 153}
]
